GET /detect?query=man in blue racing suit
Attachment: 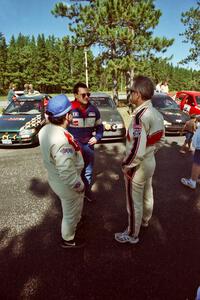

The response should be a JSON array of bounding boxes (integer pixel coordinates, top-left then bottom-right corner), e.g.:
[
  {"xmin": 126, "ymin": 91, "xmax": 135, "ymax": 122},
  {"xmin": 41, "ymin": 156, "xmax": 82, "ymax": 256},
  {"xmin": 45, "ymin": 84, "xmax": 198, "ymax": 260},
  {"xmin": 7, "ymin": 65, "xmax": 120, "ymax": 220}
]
[{"xmin": 68, "ymin": 82, "xmax": 104, "ymax": 201}]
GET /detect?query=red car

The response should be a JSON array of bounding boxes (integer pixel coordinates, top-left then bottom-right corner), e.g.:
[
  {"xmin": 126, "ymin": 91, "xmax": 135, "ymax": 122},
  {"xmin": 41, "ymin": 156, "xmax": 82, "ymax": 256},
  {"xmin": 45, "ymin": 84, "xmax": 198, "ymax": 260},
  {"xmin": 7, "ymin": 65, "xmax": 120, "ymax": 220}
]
[{"xmin": 176, "ymin": 91, "xmax": 200, "ymax": 115}]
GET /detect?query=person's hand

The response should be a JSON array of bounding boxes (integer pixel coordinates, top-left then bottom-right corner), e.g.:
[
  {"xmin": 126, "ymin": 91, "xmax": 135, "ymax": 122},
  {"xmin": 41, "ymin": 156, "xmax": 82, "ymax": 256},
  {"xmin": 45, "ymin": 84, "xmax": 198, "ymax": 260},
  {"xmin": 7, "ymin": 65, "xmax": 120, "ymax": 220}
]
[{"xmin": 88, "ymin": 137, "xmax": 97, "ymax": 145}]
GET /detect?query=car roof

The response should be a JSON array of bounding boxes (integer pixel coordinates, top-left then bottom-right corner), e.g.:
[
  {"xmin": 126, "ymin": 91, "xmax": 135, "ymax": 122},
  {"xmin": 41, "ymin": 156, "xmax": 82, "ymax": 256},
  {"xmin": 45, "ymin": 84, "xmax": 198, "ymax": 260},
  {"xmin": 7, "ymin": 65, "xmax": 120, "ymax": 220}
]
[
  {"xmin": 152, "ymin": 93, "xmax": 174, "ymax": 99},
  {"xmin": 17, "ymin": 94, "xmax": 49, "ymax": 101},
  {"xmin": 90, "ymin": 92, "xmax": 111, "ymax": 98},
  {"xmin": 176, "ymin": 91, "xmax": 200, "ymax": 96}
]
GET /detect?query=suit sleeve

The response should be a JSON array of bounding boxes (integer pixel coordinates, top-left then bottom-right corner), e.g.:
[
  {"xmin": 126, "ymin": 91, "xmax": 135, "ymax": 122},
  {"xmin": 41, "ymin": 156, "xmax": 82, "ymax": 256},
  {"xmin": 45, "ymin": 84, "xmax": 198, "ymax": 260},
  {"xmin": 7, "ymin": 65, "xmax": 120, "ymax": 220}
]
[{"xmin": 51, "ymin": 143, "xmax": 84, "ymax": 192}]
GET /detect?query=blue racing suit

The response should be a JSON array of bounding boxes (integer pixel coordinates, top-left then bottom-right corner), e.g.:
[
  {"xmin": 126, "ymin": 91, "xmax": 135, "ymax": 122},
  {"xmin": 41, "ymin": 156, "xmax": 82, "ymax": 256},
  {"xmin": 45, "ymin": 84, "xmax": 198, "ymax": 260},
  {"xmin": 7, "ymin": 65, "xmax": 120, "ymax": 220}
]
[{"xmin": 68, "ymin": 100, "xmax": 104, "ymax": 195}]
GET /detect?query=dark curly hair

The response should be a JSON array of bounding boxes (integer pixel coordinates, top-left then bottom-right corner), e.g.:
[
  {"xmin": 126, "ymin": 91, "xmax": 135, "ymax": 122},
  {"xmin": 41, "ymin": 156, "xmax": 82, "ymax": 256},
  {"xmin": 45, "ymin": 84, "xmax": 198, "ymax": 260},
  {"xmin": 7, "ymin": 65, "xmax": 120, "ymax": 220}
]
[
  {"xmin": 46, "ymin": 111, "xmax": 66, "ymax": 125},
  {"xmin": 73, "ymin": 82, "xmax": 88, "ymax": 94}
]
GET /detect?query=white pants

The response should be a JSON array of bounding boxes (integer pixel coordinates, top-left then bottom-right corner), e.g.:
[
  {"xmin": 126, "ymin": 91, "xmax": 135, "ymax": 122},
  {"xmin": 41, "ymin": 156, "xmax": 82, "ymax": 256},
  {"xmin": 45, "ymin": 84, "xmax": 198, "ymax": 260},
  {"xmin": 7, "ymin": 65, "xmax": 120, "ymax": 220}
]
[
  {"xmin": 125, "ymin": 155, "xmax": 156, "ymax": 237},
  {"xmin": 49, "ymin": 179, "xmax": 84, "ymax": 241}
]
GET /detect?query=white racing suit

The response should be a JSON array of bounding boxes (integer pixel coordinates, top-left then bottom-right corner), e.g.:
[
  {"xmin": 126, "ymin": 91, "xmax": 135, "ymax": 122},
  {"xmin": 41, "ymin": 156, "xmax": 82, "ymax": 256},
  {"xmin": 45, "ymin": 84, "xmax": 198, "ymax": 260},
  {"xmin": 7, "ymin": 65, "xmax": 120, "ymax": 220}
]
[
  {"xmin": 122, "ymin": 100, "xmax": 165, "ymax": 237},
  {"xmin": 39, "ymin": 124, "xmax": 84, "ymax": 241}
]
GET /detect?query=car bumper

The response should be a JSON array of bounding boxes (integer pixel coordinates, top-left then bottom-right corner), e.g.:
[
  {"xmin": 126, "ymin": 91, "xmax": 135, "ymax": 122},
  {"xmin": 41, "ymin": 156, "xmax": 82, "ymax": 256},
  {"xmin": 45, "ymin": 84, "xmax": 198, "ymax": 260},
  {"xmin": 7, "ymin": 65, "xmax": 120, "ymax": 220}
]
[
  {"xmin": 164, "ymin": 124, "xmax": 185, "ymax": 135},
  {"xmin": 0, "ymin": 135, "xmax": 38, "ymax": 147},
  {"xmin": 100, "ymin": 128, "xmax": 126, "ymax": 141}
]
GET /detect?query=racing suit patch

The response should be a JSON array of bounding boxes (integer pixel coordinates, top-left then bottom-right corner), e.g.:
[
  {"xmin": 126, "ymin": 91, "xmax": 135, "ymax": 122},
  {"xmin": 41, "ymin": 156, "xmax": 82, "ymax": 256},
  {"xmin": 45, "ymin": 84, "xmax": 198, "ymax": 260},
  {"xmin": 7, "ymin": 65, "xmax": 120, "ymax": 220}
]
[
  {"xmin": 132, "ymin": 125, "xmax": 142, "ymax": 138},
  {"xmin": 60, "ymin": 147, "xmax": 73, "ymax": 154}
]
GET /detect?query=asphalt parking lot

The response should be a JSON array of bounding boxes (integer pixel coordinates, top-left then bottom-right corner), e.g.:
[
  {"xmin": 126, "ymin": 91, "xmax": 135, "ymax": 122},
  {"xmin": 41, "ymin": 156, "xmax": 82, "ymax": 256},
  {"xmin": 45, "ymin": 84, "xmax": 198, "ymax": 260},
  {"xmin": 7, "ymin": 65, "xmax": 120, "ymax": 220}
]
[{"xmin": 0, "ymin": 106, "xmax": 200, "ymax": 300}]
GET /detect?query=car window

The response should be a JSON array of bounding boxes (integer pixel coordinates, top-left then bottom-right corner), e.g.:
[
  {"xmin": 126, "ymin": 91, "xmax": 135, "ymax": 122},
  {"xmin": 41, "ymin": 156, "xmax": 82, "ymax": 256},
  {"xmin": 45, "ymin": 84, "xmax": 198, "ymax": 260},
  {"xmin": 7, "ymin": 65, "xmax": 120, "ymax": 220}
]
[
  {"xmin": 152, "ymin": 95, "xmax": 179, "ymax": 110},
  {"xmin": 89, "ymin": 97, "xmax": 114, "ymax": 108},
  {"xmin": 196, "ymin": 96, "xmax": 200, "ymax": 105},
  {"xmin": 4, "ymin": 100, "xmax": 41, "ymax": 114}
]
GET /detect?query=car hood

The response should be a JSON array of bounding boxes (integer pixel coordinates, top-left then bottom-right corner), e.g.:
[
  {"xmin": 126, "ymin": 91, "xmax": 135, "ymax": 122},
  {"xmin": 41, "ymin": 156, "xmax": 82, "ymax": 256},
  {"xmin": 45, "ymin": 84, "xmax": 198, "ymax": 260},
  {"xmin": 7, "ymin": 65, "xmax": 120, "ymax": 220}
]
[
  {"xmin": 99, "ymin": 108, "xmax": 124, "ymax": 123},
  {"xmin": 158, "ymin": 108, "xmax": 189, "ymax": 122},
  {"xmin": 0, "ymin": 114, "xmax": 42, "ymax": 131}
]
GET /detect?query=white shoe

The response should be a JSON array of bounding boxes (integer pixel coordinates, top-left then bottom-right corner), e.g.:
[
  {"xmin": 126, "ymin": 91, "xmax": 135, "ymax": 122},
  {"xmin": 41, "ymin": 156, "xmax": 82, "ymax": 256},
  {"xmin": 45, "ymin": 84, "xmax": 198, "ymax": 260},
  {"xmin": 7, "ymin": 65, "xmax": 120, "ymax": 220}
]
[
  {"xmin": 114, "ymin": 229, "xmax": 139, "ymax": 244},
  {"xmin": 181, "ymin": 178, "xmax": 196, "ymax": 189}
]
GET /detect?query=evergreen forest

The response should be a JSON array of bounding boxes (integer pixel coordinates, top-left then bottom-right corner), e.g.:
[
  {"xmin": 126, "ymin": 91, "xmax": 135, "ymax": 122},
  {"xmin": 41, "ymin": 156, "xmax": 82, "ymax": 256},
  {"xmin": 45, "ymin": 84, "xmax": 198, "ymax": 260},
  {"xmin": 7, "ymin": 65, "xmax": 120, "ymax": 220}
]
[{"xmin": 0, "ymin": 0, "xmax": 199, "ymax": 97}]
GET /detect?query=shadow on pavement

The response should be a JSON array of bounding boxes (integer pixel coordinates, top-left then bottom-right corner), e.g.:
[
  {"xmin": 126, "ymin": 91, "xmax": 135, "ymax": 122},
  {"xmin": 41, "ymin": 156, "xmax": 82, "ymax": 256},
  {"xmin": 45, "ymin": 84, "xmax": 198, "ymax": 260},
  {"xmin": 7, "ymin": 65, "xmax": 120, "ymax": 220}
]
[{"xmin": 0, "ymin": 141, "xmax": 200, "ymax": 300}]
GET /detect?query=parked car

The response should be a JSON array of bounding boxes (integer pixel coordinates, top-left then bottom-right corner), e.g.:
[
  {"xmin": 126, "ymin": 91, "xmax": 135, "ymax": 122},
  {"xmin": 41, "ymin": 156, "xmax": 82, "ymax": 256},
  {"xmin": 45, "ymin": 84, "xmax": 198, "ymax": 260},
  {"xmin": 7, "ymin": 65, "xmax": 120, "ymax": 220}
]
[
  {"xmin": 175, "ymin": 90, "xmax": 200, "ymax": 115},
  {"xmin": 151, "ymin": 93, "xmax": 190, "ymax": 134},
  {"xmin": 89, "ymin": 92, "xmax": 126, "ymax": 141},
  {"xmin": 0, "ymin": 94, "xmax": 50, "ymax": 146},
  {"xmin": 14, "ymin": 90, "xmax": 25, "ymax": 97}
]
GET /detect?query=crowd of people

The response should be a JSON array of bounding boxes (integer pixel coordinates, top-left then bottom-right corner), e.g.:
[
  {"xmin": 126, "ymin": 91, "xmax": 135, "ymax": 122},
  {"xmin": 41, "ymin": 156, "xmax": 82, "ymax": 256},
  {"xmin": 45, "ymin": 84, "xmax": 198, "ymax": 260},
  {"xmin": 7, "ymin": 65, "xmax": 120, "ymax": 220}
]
[
  {"xmin": 6, "ymin": 76, "xmax": 200, "ymax": 250},
  {"xmin": 23, "ymin": 83, "xmax": 40, "ymax": 95},
  {"xmin": 38, "ymin": 75, "xmax": 200, "ymax": 250},
  {"xmin": 38, "ymin": 76, "xmax": 166, "ymax": 249},
  {"xmin": 155, "ymin": 80, "xmax": 169, "ymax": 94},
  {"xmin": 180, "ymin": 115, "xmax": 200, "ymax": 190},
  {"xmin": 7, "ymin": 83, "xmax": 40, "ymax": 103}
]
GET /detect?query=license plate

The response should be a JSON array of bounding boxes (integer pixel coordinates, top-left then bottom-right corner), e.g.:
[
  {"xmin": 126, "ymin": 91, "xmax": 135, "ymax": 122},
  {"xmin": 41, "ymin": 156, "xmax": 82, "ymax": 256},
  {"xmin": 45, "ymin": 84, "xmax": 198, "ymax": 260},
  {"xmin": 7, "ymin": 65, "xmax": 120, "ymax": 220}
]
[
  {"xmin": 2, "ymin": 139, "xmax": 12, "ymax": 144},
  {"xmin": 175, "ymin": 119, "xmax": 182, "ymax": 123}
]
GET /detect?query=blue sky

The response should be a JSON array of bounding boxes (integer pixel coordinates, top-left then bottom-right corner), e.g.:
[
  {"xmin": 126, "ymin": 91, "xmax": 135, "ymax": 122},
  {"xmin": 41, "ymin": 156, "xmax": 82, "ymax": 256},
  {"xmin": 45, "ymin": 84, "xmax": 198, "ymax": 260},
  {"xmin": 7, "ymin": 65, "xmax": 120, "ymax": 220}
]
[{"xmin": 0, "ymin": 0, "xmax": 199, "ymax": 70}]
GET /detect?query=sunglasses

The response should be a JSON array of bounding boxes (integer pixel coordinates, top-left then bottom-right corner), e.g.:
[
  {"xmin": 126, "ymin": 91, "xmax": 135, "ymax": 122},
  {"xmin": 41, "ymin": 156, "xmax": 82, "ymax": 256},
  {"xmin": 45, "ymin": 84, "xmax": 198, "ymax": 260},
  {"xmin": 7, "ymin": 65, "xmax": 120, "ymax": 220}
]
[{"xmin": 79, "ymin": 92, "xmax": 91, "ymax": 98}]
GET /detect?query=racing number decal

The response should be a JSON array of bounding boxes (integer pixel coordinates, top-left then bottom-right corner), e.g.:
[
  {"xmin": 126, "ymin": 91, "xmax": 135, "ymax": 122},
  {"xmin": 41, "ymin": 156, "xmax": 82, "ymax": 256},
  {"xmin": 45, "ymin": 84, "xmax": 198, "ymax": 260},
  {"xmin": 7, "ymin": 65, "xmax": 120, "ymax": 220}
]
[{"xmin": 183, "ymin": 104, "xmax": 191, "ymax": 113}]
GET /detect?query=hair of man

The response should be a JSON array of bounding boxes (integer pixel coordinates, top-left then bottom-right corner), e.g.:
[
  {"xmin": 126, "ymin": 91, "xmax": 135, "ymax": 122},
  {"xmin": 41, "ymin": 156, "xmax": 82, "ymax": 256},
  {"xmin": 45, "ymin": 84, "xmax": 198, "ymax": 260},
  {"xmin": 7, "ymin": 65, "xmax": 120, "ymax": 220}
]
[
  {"xmin": 73, "ymin": 82, "xmax": 88, "ymax": 94},
  {"xmin": 132, "ymin": 76, "xmax": 155, "ymax": 101},
  {"xmin": 46, "ymin": 111, "xmax": 67, "ymax": 125}
]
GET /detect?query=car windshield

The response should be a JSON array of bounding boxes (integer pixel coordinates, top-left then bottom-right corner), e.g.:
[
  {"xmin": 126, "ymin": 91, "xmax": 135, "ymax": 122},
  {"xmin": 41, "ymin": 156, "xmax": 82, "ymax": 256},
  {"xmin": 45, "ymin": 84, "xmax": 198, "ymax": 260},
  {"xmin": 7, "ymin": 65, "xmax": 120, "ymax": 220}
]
[
  {"xmin": 152, "ymin": 95, "xmax": 179, "ymax": 110},
  {"xmin": 4, "ymin": 100, "xmax": 42, "ymax": 115},
  {"xmin": 89, "ymin": 97, "xmax": 114, "ymax": 108},
  {"xmin": 196, "ymin": 96, "xmax": 200, "ymax": 105}
]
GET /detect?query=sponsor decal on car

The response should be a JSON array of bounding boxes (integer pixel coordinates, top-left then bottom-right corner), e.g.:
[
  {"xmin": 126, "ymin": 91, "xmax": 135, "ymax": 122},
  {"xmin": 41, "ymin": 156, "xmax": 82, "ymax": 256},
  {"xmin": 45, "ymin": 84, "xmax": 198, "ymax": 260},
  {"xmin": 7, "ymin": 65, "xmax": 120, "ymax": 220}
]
[
  {"xmin": 2, "ymin": 117, "xmax": 26, "ymax": 121},
  {"xmin": 24, "ymin": 115, "xmax": 42, "ymax": 129}
]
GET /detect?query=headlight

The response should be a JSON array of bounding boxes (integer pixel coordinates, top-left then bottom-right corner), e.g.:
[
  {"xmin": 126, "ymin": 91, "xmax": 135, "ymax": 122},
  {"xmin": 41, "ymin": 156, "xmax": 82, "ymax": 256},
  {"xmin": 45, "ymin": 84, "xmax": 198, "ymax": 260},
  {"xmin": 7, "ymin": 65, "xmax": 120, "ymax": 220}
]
[
  {"xmin": 19, "ymin": 128, "xmax": 36, "ymax": 137},
  {"xmin": 103, "ymin": 121, "xmax": 124, "ymax": 130},
  {"xmin": 164, "ymin": 120, "xmax": 172, "ymax": 125},
  {"xmin": 116, "ymin": 123, "xmax": 124, "ymax": 129},
  {"xmin": 111, "ymin": 124, "xmax": 118, "ymax": 130}
]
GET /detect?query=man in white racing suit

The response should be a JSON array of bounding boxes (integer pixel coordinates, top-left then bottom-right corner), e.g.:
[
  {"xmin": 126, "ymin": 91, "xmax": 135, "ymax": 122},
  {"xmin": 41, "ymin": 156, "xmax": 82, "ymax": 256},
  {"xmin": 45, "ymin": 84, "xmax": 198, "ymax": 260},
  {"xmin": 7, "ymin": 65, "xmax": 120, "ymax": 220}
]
[
  {"xmin": 39, "ymin": 94, "xmax": 85, "ymax": 248},
  {"xmin": 115, "ymin": 76, "xmax": 165, "ymax": 245}
]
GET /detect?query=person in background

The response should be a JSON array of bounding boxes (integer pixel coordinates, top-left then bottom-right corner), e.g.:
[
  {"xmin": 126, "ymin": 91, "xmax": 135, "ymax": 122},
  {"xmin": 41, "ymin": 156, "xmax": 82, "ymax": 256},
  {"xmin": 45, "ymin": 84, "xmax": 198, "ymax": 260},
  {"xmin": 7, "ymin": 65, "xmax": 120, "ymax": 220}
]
[
  {"xmin": 160, "ymin": 81, "xmax": 169, "ymax": 94},
  {"xmin": 181, "ymin": 125, "xmax": 200, "ymax": 189},
  {"xmin": 180, "ymin": 115, "xmax": 197, "ymax": 153},
  {"xmin": 68, "ymin": 82, "xmax": 104, "ymax": 202},
  {"xmin": 28, "ymin": 84, "xmax": 40, "ymax": 94},
  {"xmin": 7, "ymin": 83, "xmax": 16, "ymax": 103},
  {"xmin": 23, "ymin": 83, "xmax": 29, "ymax": 94},
  {"xmin": 155, "ymin": 81, "xmax": 162, "ymax": 93},
  {"xmin": 39, "ymin": 94, "xmax": 85, "ymax": 248},
  {"xmin": 114, "ymin": 75, "xmax": 165, "ymax": 245}
]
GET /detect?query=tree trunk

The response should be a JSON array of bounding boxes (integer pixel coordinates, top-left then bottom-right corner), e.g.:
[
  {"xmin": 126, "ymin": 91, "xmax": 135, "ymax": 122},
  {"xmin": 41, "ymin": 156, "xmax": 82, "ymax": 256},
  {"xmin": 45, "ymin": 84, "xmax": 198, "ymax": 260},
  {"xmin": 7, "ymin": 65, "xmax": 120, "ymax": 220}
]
[
  {"xmin": 112, "ymin": 70, "xmax": 118, "ymax": 106},
  {"xmin": 126, "ymin": 68, "xmax": 134, "ymax": 103}
]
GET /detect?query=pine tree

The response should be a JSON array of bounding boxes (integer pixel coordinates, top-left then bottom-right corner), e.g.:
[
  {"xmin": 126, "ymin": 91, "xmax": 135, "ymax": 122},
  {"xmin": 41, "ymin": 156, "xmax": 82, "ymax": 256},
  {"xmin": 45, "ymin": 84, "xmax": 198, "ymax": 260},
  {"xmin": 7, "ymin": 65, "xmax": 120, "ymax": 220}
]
[
  {"xmin": 52, "ymin": 0, "xmax": 174, "ymax": 104},
  {"xmin": 0, "ymin": 33, "xmax": 7, "ymax": 92},
  {"xmin": 180, "ymin": 1, "xmax": 200, "ymax": 66}
]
